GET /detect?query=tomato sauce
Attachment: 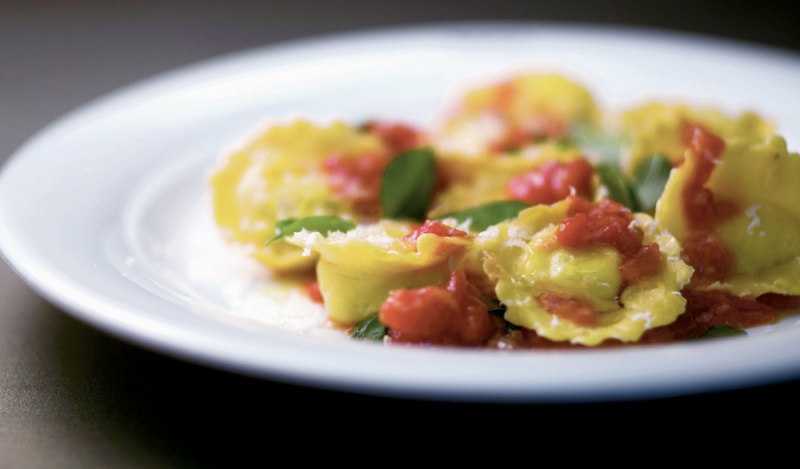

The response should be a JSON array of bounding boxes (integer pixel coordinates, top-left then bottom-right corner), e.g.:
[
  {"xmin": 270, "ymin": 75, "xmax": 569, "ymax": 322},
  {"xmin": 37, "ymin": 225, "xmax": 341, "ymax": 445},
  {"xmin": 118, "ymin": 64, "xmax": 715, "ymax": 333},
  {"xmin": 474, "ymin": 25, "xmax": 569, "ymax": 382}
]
[
  {"xmin": 323, "ymin": 121, "xmax": 424, "ymax": 218},
  {"xmin": 506, "ymin": 158, "xmax": 594, "ymax": 206},
  {"xmin": 379, "ymin": 271, "xmax": 494, "ymax": 346},
  {"xmin": 362, "ymin": 121, "xmax": 425, "ymax": 155},
  {"xmin": 517, "ymin": 197, "xmax": 662, "ymax": 328},
  {"xmin": 323, "ymin": 152, "xmax": 389, "ymax": 218},
  {"xmin": 402, "ymin": 220, "xmax": 468, "ymax": 246},
  {"xmin": 305, "ymin": 281, "xmax": 324, "ymax": 304},
  {"xmin": 679, "ymin": 123, "xmax": 737, "ymax": 285},
  {"xmin": 557, "ymin": 197, "xmax": 661, "ymax": 283},
  {"xmin": 484, "ymin": 81, "xmax": 567, "ymax": 151},
  {"xmin": 537, "ymin": 292, "xmax": 598, "ymax": 327}
]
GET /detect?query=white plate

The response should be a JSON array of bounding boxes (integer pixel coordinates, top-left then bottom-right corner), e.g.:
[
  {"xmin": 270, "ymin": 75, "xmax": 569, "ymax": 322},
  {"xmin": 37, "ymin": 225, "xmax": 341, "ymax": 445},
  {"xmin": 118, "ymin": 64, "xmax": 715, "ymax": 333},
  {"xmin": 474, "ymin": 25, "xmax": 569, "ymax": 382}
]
[{"xmin": 2, "ymin": 23, "xmax": 800, "ymax": 403}]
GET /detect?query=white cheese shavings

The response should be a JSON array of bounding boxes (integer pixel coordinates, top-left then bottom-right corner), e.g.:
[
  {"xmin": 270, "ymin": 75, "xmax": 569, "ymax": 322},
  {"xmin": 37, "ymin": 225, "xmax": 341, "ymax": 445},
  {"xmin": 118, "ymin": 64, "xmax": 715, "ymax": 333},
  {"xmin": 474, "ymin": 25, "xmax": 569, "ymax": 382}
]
[
  {"xmin": 745, "ymin": 204, "xmax": 762, "ymax": 236},
  {"xmin": 631, "ymin": 310, "xmax": 653, "ymax": 328}
]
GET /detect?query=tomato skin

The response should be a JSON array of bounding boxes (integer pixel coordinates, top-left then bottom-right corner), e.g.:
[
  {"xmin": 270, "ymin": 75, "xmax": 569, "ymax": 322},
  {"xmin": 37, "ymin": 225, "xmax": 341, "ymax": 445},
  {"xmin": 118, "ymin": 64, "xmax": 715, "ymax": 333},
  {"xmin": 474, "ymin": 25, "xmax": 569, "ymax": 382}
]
[
  {"xmin": 506, "ymin": 158, "xmax": 594, "ymax": 206},
  {"xmin": 379, "ymin": 271, "xmax": 492, "ymax": 346}
]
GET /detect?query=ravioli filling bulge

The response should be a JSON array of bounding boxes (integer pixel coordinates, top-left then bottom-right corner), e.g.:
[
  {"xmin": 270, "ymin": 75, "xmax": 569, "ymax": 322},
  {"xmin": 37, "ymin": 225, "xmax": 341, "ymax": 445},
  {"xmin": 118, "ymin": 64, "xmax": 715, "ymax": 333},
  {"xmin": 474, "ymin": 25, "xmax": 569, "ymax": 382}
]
[
  {"xmin": 656, "ymin": 135, "xmax": 800, "ymax": 297},
  {"xmin": 483, "ymin": 202, "xmax": 692, "ymax": 345}
]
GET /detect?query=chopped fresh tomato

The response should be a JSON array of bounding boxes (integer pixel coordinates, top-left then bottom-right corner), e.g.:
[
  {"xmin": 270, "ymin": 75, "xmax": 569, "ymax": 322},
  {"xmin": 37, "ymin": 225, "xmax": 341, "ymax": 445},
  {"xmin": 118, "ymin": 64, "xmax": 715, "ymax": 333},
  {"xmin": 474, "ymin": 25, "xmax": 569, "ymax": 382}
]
[
  {"xmin": 379, "ymin": 271, "xmax": 492, "ymax": 346},
  {"xmin": 556, "ymin": 198, "xmax": 646, "ymax": 258},
  {"xmin": 323, "ymin": 152, "xmax": 390, "ymax": 217},
  {"xmin": 537, "ymin": 292, "xmax": 597, "ymax": 327},
  {"xmin": 506, "ymin": 158, "xmax": 594, "ymax": 206},
  {"xmin": 306, "ymin": 281, "xmax": 324, "ymax": 304},
  {"xmin": 679, "ymin": 123, "xmax": 738, "ymax": 285},
  {"xmin": 402, "ymin": 220, "xmax": 468, "ymax": 245},
  {"xmin": 363, "ymin": 121, "xmax": 425, "ymax": 155}
]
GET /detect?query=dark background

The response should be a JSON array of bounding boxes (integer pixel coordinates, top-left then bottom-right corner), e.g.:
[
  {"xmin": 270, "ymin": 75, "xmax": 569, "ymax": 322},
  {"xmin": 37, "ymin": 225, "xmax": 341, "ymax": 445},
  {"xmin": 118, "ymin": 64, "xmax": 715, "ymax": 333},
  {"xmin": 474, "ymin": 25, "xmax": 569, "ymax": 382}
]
[{"xmin": 1, "ymin": 1, "xmax": 799, "ymax": 466}]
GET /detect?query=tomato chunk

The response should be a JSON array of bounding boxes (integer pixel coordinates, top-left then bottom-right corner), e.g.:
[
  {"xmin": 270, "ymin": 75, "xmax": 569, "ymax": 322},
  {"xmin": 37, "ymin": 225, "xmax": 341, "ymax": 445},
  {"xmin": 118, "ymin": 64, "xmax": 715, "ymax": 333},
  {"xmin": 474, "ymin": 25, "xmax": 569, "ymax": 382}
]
[
  {"xmin": 506, "ymin": 158, "xmax": 594, "ymax": 206},
  {"xmin": 537, "ymin": 292, "xmax": 597, "ymax": 327},
  {"xmin": 323, "ymin": 152, "xmax": 390, "ymax": 217},
  {"xmin": 402, "ymin": 220, "xmax": 468, "ymax": 245},
  {"xmin": 679, "ymin": 123, "xmax": 738, "ymax": 285},
  {"xmin": 556, "ymin": 198, "xmax": 647, "ymax": 258},
  {"xmin": 379, "ymin": 271, "xmax": 492, "ymax": 346},
  {"xmin": 362, "ymin": 121, "xmax": 425, "ymax": 155},
  {"xmin": 619, "ymin": 243, "xmax": 662, "ymax": 285},
  {"xmin": 306, "ymin": 281, "xmax": 324, "ymax": 304}
]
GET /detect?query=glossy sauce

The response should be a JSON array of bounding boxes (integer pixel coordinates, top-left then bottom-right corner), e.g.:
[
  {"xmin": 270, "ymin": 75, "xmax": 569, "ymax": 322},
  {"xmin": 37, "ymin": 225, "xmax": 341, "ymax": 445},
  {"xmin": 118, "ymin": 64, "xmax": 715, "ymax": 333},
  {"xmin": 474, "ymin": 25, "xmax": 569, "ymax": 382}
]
[
  {"xmin": 379, "ymin": 271, "xmax": 494, "ymax": 346},
  {"xmin": 506, "ymin": 158, "xmax": 594, "ymax": 206},
  {"xmin": 679, "ymin": 123, "xmax": 737, "ymax": 285}
]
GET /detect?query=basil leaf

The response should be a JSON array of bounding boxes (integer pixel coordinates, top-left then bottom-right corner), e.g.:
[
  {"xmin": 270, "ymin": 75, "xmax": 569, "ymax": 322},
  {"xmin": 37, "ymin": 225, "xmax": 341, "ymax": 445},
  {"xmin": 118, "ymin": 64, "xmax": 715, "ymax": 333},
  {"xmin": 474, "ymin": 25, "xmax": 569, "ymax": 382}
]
[
  {"xmin": 435, "ymin": 200, "xmax": 530, "ymax": 231},
  {"xmin": 381, "ymin": 148, "xmax": 436, "ymax": 221},
  {"xmin": 696, "ymin": 325, "xmax": 747, "ymax": 339},
  {"xmin": 631, "ymin": 154, "xmax": 672, "ymax": 214},
  {"xmin": 595, "ymin": 162, "xmax": 641, "ymax": 212},
  {"xmin": 266, "ymin": 215, "xmax": 356, "ymax": 246},
  {"xmin": 351, "ymin": 314, "xmax": 387, "ymax": 341}
]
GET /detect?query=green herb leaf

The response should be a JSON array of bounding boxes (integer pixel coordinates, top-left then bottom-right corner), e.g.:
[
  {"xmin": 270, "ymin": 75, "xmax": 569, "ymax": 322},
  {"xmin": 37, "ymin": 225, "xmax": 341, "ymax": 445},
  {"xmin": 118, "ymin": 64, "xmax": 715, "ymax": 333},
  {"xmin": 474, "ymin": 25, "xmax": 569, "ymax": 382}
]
[
  {"xmin": 595, "ymin": 162, "xmax": 641, "ymax": 212},
  {"xmin": 696, "ymin": 325, "xmax": 748, "ymax": 339},
  {"xmin": 631, "ymin": 154, "xmax": 672, "ymax": 214},
  {"xmin": 266, "ymin": 215, "xmax": 356, "ymax": 246},
  {"xmin": 380, "ymin": 148, "xmax": 436, "ymax": 221},
  {"xmin": 351, "ymin": 314, "xmax": 387, "ymax": 341},
  {"xmin": 435, "ymin": 200, "xmax": 530, "ymax": 231}
]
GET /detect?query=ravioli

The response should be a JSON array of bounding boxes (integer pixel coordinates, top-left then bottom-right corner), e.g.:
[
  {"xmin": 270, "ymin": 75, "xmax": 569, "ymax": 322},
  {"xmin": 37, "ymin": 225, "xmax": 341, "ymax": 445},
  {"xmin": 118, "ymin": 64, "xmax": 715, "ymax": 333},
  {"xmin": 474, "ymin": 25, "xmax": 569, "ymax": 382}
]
[
  {"xmin": 433, "ymin": 73, "xmax": 601, "ymax": 158},
  {"xmin": 620, "ymin": 102, "xmax": 773, "ymax": 175},
  {"xmin": 209, "ymin": 120, "xmax": 384, "ymax": 272},
  {"xmin": 428, "ymin": 143, "xmax": 593, "ymax": 217},
  {"xmin": 480, "ymin": 199, "xmax": 693, "ymax": 346},
  {"xmin": 655, "ymin": 134, "xmax": 800, "ymax": 297},
  {"xmin": 287, "ymin": 221, "xmax": 473, "ymax": 324},
  {"xmin": 208, "ymin": 70, "xmax": 800, "ymax": 348}
]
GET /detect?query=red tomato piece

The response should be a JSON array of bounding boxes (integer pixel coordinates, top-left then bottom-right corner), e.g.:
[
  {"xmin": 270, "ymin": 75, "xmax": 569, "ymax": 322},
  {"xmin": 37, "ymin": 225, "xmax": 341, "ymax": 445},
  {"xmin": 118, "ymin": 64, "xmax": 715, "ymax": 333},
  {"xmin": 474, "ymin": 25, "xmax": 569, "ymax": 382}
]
[
  {"xmin": 402, "ymin": 220, "xmax": 468, "ymax": 245},
  {"xmin": 678, "ymin": 123, "xmax": 738, "ymax": 285},
  {"xmin": 306, "ymin": 281, "xmax": 324, "ymax": 304},
  {"xmin": 537, "ymin": 292, "xmax": 598, "ymax": 327},
  {"xmin": 619, "ymin": 243, "xmax": 662, "ymax": 285},
  {"xmin": 363, "ymin": 121, "xmax": 425, "ymax": 155},
  {"xmin": 556, "ymin": 198, "xmax": 646, "ymax": 258},
  {"xmin": 379, "ymin": 271, "xmax": 492, "ymax": 346},
  {"xmin": 506, "ymin": 158, "xmax": 594, "ymax": 206},
  {"xmin": 323, "ymin": 152, "xmax": 390, "ymax": 217}
]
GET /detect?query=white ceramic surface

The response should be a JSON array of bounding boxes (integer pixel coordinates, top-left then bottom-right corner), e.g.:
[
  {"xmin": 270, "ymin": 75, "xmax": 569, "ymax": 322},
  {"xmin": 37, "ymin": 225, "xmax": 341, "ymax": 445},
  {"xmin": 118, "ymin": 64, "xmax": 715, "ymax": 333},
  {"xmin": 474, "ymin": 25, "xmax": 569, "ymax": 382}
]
[{"xmin": 2, "ymin": 23, "xmax": 800, "ymax": 402}]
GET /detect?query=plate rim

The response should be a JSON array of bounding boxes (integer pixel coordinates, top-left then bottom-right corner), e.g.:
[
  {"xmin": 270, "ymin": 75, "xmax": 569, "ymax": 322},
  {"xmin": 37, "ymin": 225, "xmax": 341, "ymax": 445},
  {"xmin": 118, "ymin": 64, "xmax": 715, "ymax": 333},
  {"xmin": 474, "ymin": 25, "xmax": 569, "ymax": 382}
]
[{"xmin": 2, "ymin": 21, "xmax": 800, "ymax": 403}]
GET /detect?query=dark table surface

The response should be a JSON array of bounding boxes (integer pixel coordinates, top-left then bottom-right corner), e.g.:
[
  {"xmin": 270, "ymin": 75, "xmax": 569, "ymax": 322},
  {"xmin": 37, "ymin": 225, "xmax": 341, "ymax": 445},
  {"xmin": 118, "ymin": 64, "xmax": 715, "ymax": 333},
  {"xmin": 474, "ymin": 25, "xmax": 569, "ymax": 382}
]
[{"xmin": 2, "ymin": 1, "xmax": 799, "ymax": 466}]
